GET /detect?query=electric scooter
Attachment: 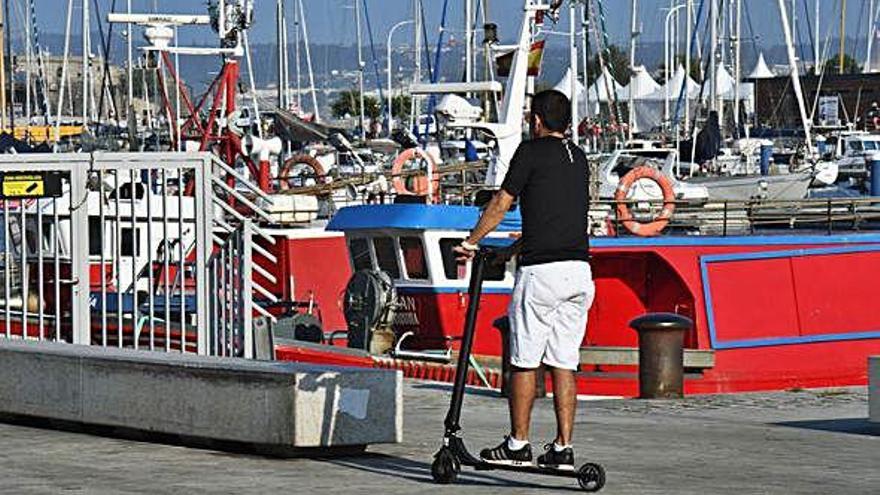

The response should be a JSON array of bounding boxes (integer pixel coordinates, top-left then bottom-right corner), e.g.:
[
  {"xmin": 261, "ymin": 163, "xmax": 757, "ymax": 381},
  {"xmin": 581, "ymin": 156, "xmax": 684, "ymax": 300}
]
[{"xmin": 430, "ymin": 244, "xmax": 606, "ymax": 492}]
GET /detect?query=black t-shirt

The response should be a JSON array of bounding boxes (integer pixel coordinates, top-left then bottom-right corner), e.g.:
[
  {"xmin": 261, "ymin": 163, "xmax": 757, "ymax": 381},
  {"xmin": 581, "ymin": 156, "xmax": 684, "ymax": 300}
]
[{"xmin": 500, "ymin": 136, "xmax": 589, "ymax": 266}]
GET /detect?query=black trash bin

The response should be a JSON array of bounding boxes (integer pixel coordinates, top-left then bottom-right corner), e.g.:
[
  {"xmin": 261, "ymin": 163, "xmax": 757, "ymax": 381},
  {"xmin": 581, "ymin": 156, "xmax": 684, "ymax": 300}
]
[{"xmin": 629, "ymin": 313, "xmax": 694, "ymax": 399}]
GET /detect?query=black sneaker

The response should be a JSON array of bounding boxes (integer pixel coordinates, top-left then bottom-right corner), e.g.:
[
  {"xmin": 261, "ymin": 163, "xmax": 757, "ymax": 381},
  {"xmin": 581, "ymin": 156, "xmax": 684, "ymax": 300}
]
[
  {"xmin": 537, "ymin": 443, "xmax": 575, "ymax": 471},
  {"xmin": 479, "ymin": 437, "xmax": 533, "ymax": 466}
]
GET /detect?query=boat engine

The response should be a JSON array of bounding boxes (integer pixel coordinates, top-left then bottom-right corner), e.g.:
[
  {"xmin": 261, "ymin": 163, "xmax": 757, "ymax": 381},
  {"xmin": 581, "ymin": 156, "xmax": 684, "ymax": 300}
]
[{"xmin": 343, "ymin": 269, "xmax": 396, "ymax": 354}]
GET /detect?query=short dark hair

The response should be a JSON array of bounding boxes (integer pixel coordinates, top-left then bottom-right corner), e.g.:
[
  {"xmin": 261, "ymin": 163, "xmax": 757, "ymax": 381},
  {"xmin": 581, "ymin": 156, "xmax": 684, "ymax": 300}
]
[{"xmin": 530, "ymin": 90, "xmax": 571, "ymax": 133}]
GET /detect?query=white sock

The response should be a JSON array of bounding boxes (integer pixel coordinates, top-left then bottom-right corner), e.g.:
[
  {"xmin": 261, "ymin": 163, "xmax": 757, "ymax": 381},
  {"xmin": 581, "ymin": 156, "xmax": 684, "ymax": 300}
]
[
  {"xmin": 507, "ymin": 436, "xmax": 529, "ymax": 450},
  {"xmin": 553, "ymin": 442, "xmax": 572, "ymax": 452}
]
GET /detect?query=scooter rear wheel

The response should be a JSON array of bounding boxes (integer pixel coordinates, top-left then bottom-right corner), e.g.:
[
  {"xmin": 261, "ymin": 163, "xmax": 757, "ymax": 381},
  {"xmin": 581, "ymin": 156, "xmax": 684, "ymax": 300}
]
[
  {"xmin": 431, "ymin": 448, "xmax": 460, "ymax": 484},
  {"xmin": 577, "ymin": 463, "xmax": 606, "ymax": 492}
]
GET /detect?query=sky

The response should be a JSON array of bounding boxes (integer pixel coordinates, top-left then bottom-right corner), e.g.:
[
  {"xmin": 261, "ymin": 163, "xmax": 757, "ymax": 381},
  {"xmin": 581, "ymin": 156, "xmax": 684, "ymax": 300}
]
[{"xmin": 16, "ymin": 1, "xmax": 880, "ymax": 62}]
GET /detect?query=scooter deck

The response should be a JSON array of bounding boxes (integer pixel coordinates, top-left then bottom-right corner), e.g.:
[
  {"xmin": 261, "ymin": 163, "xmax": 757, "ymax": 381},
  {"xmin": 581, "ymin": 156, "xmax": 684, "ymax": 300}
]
[{"xmin": 469, "ymin": 460, "xmax": 582, "ymax": 478}]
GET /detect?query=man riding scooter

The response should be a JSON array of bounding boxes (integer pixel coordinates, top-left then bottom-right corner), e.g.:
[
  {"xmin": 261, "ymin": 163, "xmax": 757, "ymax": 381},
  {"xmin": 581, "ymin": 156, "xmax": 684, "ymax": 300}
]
[{"xmin": 455, "ymin": 89, "xmax": 594, "ymax": 471}]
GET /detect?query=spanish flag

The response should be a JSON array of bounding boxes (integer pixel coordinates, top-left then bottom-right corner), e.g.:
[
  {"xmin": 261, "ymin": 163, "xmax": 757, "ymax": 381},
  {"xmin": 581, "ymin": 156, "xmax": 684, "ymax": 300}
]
[{"xmin": 495, "ymin": 40, "xmax": 545, "ymax": 78}]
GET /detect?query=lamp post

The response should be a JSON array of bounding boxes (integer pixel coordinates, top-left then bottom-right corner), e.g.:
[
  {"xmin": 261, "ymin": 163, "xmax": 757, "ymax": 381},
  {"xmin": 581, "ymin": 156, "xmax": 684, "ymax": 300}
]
[
  {"xmin": 664, "ymin": 3, "xmax": 686, "ymax": 124},
  {"xmin": 387, "ymin": 19, "xmax": 414, "ymax": 137}
]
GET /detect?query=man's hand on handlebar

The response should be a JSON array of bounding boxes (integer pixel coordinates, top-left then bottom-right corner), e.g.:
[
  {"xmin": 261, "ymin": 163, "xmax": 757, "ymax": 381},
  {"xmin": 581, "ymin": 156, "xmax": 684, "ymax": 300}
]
[{"xmin": 454, "ymin": 240, "xmax": 479, "ymax": 262}]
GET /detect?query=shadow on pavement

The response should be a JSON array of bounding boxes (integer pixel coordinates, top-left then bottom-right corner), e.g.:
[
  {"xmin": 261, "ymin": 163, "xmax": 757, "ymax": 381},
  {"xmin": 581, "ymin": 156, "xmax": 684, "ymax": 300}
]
[
  {"xmin": 774, "ymin": 418, "xmax": 880, "ymax": 436},
  {"xmin": 318, "ymin": 452, "xmax": 583, "ymax": 492},
  {"xmin": 411, "ymin": 382, "xmax": 503, "ymax": 399}
]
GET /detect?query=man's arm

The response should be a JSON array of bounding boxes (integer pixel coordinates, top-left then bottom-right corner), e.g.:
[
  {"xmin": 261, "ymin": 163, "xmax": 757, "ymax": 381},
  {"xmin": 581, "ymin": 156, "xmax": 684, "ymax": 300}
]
[{"xmin": 454, "ymin": 190, "xmax": 515, "ymax": 259}]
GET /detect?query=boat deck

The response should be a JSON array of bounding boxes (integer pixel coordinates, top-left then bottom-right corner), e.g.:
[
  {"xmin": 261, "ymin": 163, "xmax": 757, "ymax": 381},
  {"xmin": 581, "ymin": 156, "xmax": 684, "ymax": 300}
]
[{"xmin": 0, "ymin": 381, "xmax": 875, "ymax": 494}]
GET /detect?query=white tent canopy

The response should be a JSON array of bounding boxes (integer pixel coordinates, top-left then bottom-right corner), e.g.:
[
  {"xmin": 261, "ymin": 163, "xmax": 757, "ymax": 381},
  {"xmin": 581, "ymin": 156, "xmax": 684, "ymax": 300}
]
[
  {"xmin": 586, "ymin": 66, "xmax": 623, "ymax": 102},
  {"xmin": 747, "ymin": 53, "xmax": 775, "ymax": 79},
  {"xmin": 648, "ymin": 65, "xmax": 700, "ymax": 101},
  {"xmin": 714, "ymin": 64, "xmax": 736, "ymax": 98},
  {"xmin": 619, "ymin": 65, "xmax": 661, "ymax": 100},
  {"xmin": 552, "ymin": 67, "xmax": 590, "ymax": 119},
  {"xmin": 553, "ymin": 67, "xmax": 586, "ymax": 99}
]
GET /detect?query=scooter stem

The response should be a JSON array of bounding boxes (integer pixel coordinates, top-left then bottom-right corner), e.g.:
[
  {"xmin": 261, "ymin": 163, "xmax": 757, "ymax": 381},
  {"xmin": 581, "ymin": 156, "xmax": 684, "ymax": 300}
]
[{"xmin": 443, "ymin": 249, "xmax": 488, "ymax": 434}]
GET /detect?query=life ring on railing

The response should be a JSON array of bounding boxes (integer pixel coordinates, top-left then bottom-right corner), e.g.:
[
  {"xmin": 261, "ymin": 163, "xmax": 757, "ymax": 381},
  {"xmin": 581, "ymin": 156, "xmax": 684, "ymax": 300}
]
[
  {"xmin": 614, "ymin": 166, "xmax": 676, "ymax": 237},
  {"xmin": 278, "ymin": 154, "xmax": 326, "ymax": 191},
  {"xmin": 391, "ymin": 147, "xmax": 440, "ymax": 203}
]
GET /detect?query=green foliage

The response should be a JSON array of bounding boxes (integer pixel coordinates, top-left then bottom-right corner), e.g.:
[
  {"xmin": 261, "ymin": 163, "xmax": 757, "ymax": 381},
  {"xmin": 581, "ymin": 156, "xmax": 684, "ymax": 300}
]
[
  {"xmin": 391, "ymin": 94, "xmax": 412, "ymax": 120},
  {"xmin": 823, "ymin": 53, "xmax": 862, "ymax": 75},
  {"xmin": 331, "ymin": 89, "xmax": 382, "ymax": 120},
  {"xmin": 586, "ymin": 45, "xmax": 632, "ymax": 86}
]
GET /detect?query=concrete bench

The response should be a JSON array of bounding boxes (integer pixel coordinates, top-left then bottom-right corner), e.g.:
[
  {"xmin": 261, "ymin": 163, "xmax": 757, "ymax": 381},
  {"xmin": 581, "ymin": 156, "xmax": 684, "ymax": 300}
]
[
  {"xmin": 580, "ymin": 346, "xmax": 716, "ymax": 369},
  {"xmin": 871, "ymin": 356, "xmax": 879, "ymax": 423},
  {"xmin": 0, "ymin": 339, "xmax": 402, "ymax": 451}
]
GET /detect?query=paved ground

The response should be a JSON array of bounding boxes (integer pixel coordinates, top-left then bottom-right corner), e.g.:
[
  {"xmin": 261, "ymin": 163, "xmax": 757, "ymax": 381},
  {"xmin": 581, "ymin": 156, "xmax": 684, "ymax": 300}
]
[{"xmin": 0, "ymin": 382, "xmax": 877, "ymax": 495}]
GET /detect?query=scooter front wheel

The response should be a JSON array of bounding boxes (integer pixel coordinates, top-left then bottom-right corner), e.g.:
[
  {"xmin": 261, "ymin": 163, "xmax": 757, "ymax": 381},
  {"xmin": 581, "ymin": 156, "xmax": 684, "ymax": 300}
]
[
  {"xmin": 577, "ymin": 462, "xmax": 606, "ymax": 492},
  {"xmin": 431, "ymin": 447, "xmax": 460, "ymax": 484}
]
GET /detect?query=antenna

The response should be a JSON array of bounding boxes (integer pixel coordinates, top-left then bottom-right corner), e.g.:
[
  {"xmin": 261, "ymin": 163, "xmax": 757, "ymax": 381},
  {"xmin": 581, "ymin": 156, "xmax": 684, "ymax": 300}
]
[{"xmin": 107, "ymin": 0, "xmax": 253, "ymax": 56}]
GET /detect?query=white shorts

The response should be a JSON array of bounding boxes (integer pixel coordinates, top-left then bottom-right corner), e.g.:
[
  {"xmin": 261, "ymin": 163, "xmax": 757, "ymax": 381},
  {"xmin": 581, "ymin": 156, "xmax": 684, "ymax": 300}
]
[{"xmin": 508, "ymin": 261, "xmax": 595, "ymax": 370}]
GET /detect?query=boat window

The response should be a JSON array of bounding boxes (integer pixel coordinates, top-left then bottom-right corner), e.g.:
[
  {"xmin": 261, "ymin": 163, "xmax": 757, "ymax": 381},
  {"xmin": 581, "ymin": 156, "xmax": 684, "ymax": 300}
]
[
  {"xmin": 439, "ymin": 238, "xmax": 466, "ymax": 279},
  {"xmin": 372, "ymin": 237, "xmax": 401, "ymax": 279},
  {"xmin": 866, "ymin": 141, "xmax": 880, "ymax": 151},
  {"xmin": 439, "ymin": 238, "xmax": 508, "ymax": 281},
  {"xmin": 399, "ymin": 237, "xmax": 428, "ymax": 280},
  {"xmin": 349, "ymin": 238, "xmax": 372, "ymax": 271},
  {"xmin": 88, "ymin": 218, "xmax": 103, "ymax": 256},
  {"xmin": 120, "ymin": 228, "xmax": 141, "ymax": 256},
  {"xmin": 848, "ymin": 140, "xmax": 864, "ymax": 152}
]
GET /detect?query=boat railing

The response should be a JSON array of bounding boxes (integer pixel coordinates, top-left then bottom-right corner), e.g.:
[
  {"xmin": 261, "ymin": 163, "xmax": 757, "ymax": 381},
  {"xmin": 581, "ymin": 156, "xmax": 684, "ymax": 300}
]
[{"xmin": 598, "ymin": 196, "xmax": 880, "ymax": 237}]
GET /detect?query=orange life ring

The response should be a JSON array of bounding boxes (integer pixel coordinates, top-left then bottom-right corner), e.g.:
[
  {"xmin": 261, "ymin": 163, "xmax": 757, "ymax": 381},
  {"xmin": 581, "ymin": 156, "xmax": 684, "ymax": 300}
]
[
  {"xmin": 391, "ymin": 147, "xmax": 439, "ymax": 203},
  {"xmin": 278, "ymin": 154, "xmax": 326, "ymax": 191},
  {"xmin": 614, "ymin": 166, "xmax": 676, "ymax": 237}
]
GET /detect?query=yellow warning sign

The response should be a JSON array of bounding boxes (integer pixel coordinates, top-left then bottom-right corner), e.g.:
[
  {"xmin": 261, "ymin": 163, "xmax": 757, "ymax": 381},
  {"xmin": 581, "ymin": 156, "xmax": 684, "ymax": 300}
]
[{"xmin": 2, "ymin": 175, "xmax": 45, "ymax": 198}]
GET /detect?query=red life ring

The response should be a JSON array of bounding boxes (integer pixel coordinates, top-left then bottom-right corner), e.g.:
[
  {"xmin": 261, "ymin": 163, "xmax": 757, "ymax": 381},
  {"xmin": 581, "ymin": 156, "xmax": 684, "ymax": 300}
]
[
  {"xmin": 614, "ymin": 166, "xmax": 676, "ymax": 237},
  {"xmin": 278, "ymin": 154, "xmax": 326, "ymax": 191},
  {"xmin": 391, "ymin": 147, "xmax": 439, "ymax": 203}
]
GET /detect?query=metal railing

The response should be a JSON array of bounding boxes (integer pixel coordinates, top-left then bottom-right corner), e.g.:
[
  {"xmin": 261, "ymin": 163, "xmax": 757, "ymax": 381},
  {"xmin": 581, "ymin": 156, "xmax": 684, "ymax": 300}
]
[{"xmin": 0, "ymin": 152, "xmax": 276, "ymax": 360}]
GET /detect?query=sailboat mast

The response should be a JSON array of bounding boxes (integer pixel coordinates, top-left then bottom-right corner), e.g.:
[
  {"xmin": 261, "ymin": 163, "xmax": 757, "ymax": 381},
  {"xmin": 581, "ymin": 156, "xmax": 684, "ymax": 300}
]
[
  {"xmin": 4, "ymin": 0, "xmax": 13, "ymax": 132},
  {"xmin": 82, "ymin": 0, "xmax": 89, "ymax": 126},
  {"xmin": 127, "ymin": 0, "xmax": 133, "ymax": 114},
  {"xmin": 865, "ymin": 0, "xmax": 876, "ymax": 72},
  {"xmin": 569, "ymin": 0, "xmax": 578, "ymax": 143},
  {"xmin": 276, "ymin": 0, "xmax": 285, "ymax": 108},
  {"xmin": 294, "ymin": 0, "xmax": 302, "ymax": 110},
  {"xmin": 298, "ymin": 0, "xmax": 319, "ymax": 120},
  {"xmin": 778, "ymin": 0, "xmax": 813, "ymax": 151},
  {"xmin": 839, "ymin": 0, "xmax": 847, "ymax": 74},
  {"xmin": 709, "ymin": 0, "xmax": 718, "ymax": 114},
  {"xmin": 628, "ymin": 0, "xmax": 638, "ymax": 139},
  {"xmin": 355, "ymin": 0, "xmax": 365, "ymax": 140},
  {"xmin": 0, "ymin": 4, "xmax": 6, "ymax": 130},
  {"xmin": 25, "ymin": 0, "xmax": 31, "ymax": 126},
  {"xmin": 411, "ymin": 0, "xmax": 421, "ymax": 129},
  {"xmin": 734, "ymin": 0, "xmax": 741, "ymax": 131},
  {"xmin": 685, "ymin": 0, "xmax": 692, "ymax": 133},
  {"xmin": 465, "ymin": 0, "xmax": 473, "ymax": 85},
  {"xmin": 814, "ymin": 0, "xmax": 820, "ymax": 73}
]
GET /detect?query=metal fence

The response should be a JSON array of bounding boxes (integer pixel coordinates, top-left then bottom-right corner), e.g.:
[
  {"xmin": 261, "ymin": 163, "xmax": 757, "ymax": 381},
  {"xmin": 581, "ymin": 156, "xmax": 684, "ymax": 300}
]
[{"xmin": 0, "ymin": 152, "xmax": 272, "ymax": 359}]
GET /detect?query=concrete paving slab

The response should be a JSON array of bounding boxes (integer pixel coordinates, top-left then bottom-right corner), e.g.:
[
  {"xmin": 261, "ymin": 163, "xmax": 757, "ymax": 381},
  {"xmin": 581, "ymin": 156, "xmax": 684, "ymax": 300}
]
[{"xmin": 0, "ymin": 380, "xmax": 877, "ymax": 495}]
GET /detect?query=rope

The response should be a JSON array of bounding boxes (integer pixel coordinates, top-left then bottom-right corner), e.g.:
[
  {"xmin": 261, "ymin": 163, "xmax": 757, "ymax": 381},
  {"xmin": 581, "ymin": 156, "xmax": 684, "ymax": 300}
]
[
  {"xmin": 93, "ymin": 0, "xmax": 119, "ymax": 121},
  {"xmin": 421, "ymin": 0, "xmax": 451, "ymax": 141},
  {"xmin": 28, "ymin": 0, "xmax": 51, "ymax": 120},
  {"xmin": 360, "ymin": 0, "xmax": 385, "ymax": 112}
]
